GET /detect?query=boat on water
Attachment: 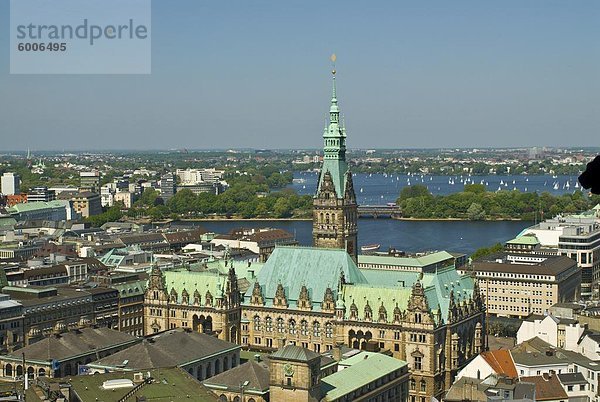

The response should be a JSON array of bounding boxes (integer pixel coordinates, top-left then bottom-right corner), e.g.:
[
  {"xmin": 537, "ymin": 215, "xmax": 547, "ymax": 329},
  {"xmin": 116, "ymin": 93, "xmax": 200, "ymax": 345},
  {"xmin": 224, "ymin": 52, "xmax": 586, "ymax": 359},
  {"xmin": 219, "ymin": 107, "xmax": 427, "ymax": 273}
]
[{"xmin": 361, "ymin": 244, "xmax": 381, "ymax": 252}]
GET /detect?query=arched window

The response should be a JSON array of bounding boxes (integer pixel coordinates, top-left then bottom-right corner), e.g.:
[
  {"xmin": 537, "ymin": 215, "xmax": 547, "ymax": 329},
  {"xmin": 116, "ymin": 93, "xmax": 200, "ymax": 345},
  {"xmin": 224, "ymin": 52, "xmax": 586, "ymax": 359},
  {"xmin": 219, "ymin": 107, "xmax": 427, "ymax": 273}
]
[
  {"xmin": 4, "ymin": 364, "xmax": 12, "ymax": 377},
  {"xmin": 265, "ymin": 316, "xmax": 273, "ymax": 332},
  {"xmin": 313, "ymin": 321, "xmax": 321, "ymax": 337},
  {"xmin": 253, "ymin": 315, "xmax": 261, "ymax": 331},
  {"xmin": 300, "ymin": 320, "xmax": 308, "ymax": 336},
  {"xmin": 288, "ymin": 319, "xmax": 297, "ymax": 335},
  {"xmin": 420, "ymin": 380, "xmax": 426, "ymax": 392},
  {"xmin": 325, "ymin": 214, "xmax": 330, "ymax": 224},
  {"xmin": 410, "ymin": 378, "xmax": 416, "ymax": 390},
  {"xmin": 325, "ymin": 322, "xmax": 333, "ymax": 338},
  {"xmin": 277, "ymin": 318, "xmax": 284, "ymax": 333},
  {"xmin": 219, "ymin": 395, "xmax": 227, "ymax": 402}
]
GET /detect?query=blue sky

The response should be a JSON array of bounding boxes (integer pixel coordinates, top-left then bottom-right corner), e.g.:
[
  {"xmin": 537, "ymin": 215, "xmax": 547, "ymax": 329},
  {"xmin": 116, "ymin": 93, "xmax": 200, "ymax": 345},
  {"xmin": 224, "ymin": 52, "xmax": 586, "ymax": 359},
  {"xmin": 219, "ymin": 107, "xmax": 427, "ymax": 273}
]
[{"xmin": 1, "ymin": 0, "xmax": 598, "ymax": 150}]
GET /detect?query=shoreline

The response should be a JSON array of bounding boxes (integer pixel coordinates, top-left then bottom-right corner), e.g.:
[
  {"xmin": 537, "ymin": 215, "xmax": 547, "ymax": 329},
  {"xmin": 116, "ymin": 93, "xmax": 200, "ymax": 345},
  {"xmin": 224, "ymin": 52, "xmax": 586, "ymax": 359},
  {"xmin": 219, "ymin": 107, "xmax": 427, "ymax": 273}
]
[
  {"xmin": 179, "ymin": 217, "xmax": 312, "ymax": 222},
  {"xmin": 145, "ymin": 216, "xmax": 527, "ymax": 224},
  {"xmin": 395, "ymin": 217, "xmax": 525, "ymax": 222}
]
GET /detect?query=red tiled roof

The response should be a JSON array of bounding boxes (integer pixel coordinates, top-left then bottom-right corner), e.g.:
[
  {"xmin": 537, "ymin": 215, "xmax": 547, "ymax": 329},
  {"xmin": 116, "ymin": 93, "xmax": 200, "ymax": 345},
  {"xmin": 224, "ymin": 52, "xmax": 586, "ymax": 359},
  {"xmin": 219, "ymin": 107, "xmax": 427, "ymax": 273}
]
[
  {"xmin": 521, "ymin": 374, "xmax": 569, "ymax": 401},
  {"xmin": 481, "ymin": 349, "xmax": 518, "ymax": 378}
]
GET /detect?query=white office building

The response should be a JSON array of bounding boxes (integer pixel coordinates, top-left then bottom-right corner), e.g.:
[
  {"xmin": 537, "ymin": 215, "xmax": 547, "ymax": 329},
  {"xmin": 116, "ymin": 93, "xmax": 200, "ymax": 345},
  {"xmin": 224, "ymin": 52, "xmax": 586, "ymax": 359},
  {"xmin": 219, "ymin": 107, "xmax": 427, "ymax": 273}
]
[{"xmin": 1, "ymin": 173, "xmax": 20, "ymax": 195}]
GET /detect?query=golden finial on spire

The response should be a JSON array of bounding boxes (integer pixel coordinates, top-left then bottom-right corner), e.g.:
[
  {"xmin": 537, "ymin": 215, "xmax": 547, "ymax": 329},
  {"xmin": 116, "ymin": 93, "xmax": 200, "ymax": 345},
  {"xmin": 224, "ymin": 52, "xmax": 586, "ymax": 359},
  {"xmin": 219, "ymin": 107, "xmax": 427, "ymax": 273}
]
[{"xmin": 331, "ymin": 53, "xmax": 336, "ymax": 75}]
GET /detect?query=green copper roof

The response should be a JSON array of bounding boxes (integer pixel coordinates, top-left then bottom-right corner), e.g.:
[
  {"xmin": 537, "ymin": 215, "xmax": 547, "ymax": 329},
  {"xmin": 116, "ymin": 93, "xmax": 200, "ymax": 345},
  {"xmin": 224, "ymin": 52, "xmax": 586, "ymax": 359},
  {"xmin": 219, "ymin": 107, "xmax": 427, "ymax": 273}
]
[
  {"xmin": 164, "ymin": 270, "xmax": 224, "ymax": 306},
  {"xmin": 359, "ymin": 269, "xmax": 420, "ymax": 288},
  {"xmin": 112, "ymin": 280, "xmax": 147, "ymax": 297},
  {"xmin": 358, "ymin": 251, "xmax": 455, "ymax": 269},
  {"xmin": 421, "ymin": 266, "xmax": 475, "ymax": 322},
  {"xmin": 244, "ymin": 246, "xmax": 367, "ymax": 310},
  {"xmin": 506, "ymin": 235, "xmax": 540, "ymax": 245},
  {"xmin": 344, "ymin": 265, "xmax": 475, "ymax": 324},
  {"xmin": 343, "ymin": 285, "xmax": 412, "ymax": 322},
  {"xmin": 7, "ymin": 200, "xmax": 69, "ymax": 213},
  {"xmin": 320, "ymin": 353, "xmax": 407, "ymax": 401},
  {"xmin": 316, "ymin": 72, "xmax": 350, "ymax": 199},
  {"xmin": 196, "ymin": 258, "xmax": 264, "ymax": 280}
]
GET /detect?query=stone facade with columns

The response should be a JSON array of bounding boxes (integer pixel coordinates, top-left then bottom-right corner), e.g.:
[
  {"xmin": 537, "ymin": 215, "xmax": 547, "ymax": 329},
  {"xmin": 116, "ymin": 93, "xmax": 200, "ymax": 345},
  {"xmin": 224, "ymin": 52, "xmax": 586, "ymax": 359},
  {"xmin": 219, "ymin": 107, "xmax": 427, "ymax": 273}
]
[{"xmin": 144, "ymin": 247, "xmax": 485, "ymax": 400}]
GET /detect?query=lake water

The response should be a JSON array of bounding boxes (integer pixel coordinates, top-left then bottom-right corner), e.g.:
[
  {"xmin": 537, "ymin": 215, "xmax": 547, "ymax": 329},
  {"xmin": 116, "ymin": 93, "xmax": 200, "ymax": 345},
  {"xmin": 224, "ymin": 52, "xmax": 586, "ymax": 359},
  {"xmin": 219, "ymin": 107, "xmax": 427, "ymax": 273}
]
[
  {"xmin": 185, "ymin": 219, "xmax": 531, "ymax": 256},
  {"xmin": 289, "ymin": 172, "xmax": 583, "ymax": 205},
  {"xmin": 173, "ymin": 172, "xmax": 577, "ymax": 255}
]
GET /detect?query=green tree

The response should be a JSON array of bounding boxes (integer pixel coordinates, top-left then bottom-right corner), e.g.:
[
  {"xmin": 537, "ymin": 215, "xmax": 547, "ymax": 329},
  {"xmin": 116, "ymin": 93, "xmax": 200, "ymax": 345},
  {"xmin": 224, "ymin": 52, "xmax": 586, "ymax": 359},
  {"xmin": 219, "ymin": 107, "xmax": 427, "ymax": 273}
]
[
  {"xmin": 471, "ymin": 243, "xmax": 503, "ymax": 261},
  {"xmin": 273, "ymin": 198, "xmax": 292, "ymax": 218},
  {"xmin": 464, "ymin": 184, "xmax": 486, "ymax": 194},
  {"xmin": 397, "ymin": 185, "xmax": 432, "ymax": 202},
  {"xmin": 467, "ymin": 202, "xmax": 485, "ymax": 220},
  {"xmin": 136, "ymin": 188, "xmax": 159, "ymax": 207}
]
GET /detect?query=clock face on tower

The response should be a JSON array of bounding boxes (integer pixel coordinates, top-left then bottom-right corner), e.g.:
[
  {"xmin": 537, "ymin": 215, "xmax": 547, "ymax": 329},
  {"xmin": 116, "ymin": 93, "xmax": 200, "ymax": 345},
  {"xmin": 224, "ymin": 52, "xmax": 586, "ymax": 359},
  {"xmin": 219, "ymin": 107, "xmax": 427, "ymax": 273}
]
[{"xmin": 283, "ymin": 363, "xmax": 294, "ymax": 377}]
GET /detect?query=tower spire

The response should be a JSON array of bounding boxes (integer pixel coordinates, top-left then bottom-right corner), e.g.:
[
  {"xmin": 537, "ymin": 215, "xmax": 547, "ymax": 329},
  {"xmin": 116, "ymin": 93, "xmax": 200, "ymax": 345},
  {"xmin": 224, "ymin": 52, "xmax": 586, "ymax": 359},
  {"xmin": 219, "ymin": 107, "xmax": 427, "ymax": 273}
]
[
  {"xmin": 313, "ymin": 55, "xmax": 358, "ymax": 261},
  {"xmin": 331, "ymin": 53, "xmax": 337, "ymax": 100}
]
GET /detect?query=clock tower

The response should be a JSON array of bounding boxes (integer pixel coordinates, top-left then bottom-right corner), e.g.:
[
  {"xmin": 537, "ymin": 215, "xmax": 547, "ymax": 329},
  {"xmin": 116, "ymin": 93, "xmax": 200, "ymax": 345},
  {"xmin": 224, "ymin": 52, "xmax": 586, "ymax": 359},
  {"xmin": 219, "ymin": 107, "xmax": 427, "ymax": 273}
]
[{"xmin": 312, "ymin": 62, "xmax": 358, "ymax": 261}]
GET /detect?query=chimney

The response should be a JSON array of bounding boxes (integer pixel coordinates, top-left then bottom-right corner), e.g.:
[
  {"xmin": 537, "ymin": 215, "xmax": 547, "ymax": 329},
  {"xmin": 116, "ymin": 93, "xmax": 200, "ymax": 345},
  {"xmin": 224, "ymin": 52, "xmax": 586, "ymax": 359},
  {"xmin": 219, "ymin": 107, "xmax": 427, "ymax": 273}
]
[{"xmin": 332, "ymin": 343, "xmax": 343, "ymax": 362}]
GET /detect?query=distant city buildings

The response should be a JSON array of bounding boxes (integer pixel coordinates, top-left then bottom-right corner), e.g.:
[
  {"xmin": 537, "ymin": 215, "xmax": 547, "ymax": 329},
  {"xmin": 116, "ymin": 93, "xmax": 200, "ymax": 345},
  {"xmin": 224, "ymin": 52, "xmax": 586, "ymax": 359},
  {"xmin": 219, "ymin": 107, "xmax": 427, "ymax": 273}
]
[
  {"xmin": 518, "ymin": 207, "xmax": 600, "ymax": 299},
  {"xmin": 211, "ymin": 228, "xmax": 297, "ymax": 262},
  {"xmin": 6, "ymin": 200, "xmax": 74, "ymax": 222},
  {"xmin": 68, "ymin": 192, "xmax": 102, "ymax": 218},
  {"xmin": 160, "ymin": 172, "xmax": 177, "ymax": 201},
  {"xmin": 0, "ymin": 173, "xmax": 20, "ymax": 196},
  {"xmin": 80, "ymin": 170, "xmax": 101, "ymax": 193},
  {"xmin": 27, "ymin": 186, "xmax": 56, "ymax": 202},
  {"xmin": 176, "ymin": 168, "xmax": 224, "ymax": 184},
  {"xmin": 175, "ymin": 168, "xmax": 226, "ymax": 195},
  {"xmin": 467, "ymin": 252, "xmax": 580, "ymax": 318}
]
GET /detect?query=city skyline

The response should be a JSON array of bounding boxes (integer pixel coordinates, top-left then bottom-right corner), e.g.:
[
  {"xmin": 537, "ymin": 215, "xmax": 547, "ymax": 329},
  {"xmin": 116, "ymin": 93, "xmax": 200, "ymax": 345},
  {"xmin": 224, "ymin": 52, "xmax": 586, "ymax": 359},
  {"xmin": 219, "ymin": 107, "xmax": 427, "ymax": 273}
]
[{"xmin": 1, "ymin": 0, "xmax": 599, "ymax": 150}]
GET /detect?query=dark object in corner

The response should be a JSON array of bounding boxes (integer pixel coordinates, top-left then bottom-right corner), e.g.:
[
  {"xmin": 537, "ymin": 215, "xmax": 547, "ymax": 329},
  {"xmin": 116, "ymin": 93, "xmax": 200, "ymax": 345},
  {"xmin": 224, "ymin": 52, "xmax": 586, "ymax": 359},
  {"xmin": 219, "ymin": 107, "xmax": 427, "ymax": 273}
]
[{"xmin": 579, "ymin": 155, "xmax": 600, "ymax": 194}]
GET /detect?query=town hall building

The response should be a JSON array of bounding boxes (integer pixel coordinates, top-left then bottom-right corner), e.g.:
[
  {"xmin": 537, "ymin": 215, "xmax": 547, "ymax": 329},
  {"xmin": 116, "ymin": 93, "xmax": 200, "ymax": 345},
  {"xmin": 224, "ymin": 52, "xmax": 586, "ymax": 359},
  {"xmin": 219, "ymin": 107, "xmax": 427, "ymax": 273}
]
[{"xmin": 144, "ymin": 68, "xmax": 485, "ymax": 400}]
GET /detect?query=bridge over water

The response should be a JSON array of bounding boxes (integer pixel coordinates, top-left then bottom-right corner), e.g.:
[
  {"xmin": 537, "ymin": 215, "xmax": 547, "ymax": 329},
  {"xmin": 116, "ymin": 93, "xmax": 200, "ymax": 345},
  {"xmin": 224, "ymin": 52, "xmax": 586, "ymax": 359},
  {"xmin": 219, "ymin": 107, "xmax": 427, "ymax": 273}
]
[{"xmin": 357, "ymin": 204, "xmax": 402, "ymax": 219}]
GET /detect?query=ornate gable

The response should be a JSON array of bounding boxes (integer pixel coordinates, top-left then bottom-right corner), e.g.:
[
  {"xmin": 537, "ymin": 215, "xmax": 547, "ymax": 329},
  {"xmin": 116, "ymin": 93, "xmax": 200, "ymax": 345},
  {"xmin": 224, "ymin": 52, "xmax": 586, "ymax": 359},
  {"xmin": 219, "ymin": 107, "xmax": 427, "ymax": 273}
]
[
  {"xmin": 169, "ymin": 288, "xmax": 178, "ymax": 303},
  {"xmin": 181, "ymin": 288, "xmax": 189, "ymax": 305},
  {"xmin": 322, "ymin": 287, "xmax": 335, "ymax": 312},
  {"xmin": 349, "ymin": 300, "xmax": 358, "ymax": 320},
  {"xmin": 364, "ymin": 301, "xmax": 373, "ymax": 321},
  {"xmin": 274, "ymin": 283, "xmax": 288, "ymax": 308},
  {"xmin": 298, "ymin": 285, "xmax": 312, "ymax": 311},
  {"xmin": 378, "ymin": 302, "xmax": 387, "ymax": 323},
  {"xmin": 251, "ymin": 281, "xmax": 264, "ymax": 306},
  {"xmin": 205, "ymin": 290, "xmax": 213, "ymax": 307},
  {"xmin": 407, "ymin": 280, "xmax": 434, "ymax": 325},
  {"xmin": 317, "ymin": 171, "xmax": 337, "ymax": 199}
]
